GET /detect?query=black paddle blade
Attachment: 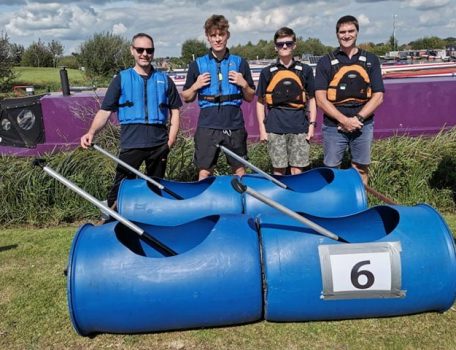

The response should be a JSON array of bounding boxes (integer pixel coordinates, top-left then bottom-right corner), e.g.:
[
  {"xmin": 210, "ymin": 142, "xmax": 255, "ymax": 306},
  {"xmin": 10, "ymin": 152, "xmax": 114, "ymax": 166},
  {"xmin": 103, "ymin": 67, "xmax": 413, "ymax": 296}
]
[{"xmin": 32, "ymin": 158, "xmax": 46, "ymax": 168}]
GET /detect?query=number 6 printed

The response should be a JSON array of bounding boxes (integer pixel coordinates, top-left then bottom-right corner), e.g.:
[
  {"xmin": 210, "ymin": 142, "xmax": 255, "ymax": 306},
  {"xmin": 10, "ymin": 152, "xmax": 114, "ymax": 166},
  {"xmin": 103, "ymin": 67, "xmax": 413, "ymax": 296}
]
[{"xmin": 318, "ymin": 242, "xmax": 405, "ymax": 300}]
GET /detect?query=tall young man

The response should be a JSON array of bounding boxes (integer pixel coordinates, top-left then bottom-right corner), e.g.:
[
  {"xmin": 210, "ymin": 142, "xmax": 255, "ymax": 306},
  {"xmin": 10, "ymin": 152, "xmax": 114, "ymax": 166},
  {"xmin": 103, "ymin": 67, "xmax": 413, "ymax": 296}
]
[
  {"xmin": 256, "ymin": 27, "xmax": 316, "ymax": 175},
  {"xmin": 80, "ymin": 33, "xmax": 182, "ymax": 208},
  {"xmin": 315, "ymin": 15, "xmax": 384, "ymax": 184},
  {"xmin": 182, "ymin": 14, "xmax": 255, "ymax": 180}
]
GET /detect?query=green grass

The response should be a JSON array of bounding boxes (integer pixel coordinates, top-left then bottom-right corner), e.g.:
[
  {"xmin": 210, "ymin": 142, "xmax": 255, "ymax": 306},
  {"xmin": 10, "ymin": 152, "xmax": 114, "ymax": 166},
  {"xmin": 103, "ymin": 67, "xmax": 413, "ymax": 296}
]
[
  {"xmin": 7, "ymin": 67, "xmax": 93, "ymax": 95},
  {"xmin": 0, "ymin": 215, "xmax": 455, "ymax": 349}
]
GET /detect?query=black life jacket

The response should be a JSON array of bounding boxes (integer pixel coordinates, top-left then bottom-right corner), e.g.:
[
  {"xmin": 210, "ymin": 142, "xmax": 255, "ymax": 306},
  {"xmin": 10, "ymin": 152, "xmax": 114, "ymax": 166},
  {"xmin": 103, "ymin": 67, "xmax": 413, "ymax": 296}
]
[
  {"xmin": 327, "ymin": 50, "xmax": 372, "ymax": 106},
  {"xmin": 265, "ymin": 63, "xmax": 306, "ymax": 109}
]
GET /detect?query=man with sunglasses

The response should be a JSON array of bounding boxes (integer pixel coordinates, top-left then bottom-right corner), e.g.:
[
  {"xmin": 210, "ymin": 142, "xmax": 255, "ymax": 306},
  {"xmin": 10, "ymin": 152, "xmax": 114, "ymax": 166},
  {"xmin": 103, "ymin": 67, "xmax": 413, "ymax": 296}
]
[
  {"xmin": 256, "ymin": 27, "xmax": 316, "ymax": 175},
  {"xmin": 315, "ymin": 15, "xmax": 384, "ymax": 185},
  {"xmin": 182, "ymin": 14, "xmax": 255, "ymax": 180},
  {"xmin": 80, "ymin": 32, "xmax": 182, "ymax": 210}
]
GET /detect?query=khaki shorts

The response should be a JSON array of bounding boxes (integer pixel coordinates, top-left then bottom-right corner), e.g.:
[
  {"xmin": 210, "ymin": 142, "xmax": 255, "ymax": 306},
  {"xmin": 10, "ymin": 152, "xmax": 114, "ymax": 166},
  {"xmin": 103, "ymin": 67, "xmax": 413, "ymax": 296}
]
[{"xmin": 267, "ymin": 132, "xmax": 310, "ymax": 168}]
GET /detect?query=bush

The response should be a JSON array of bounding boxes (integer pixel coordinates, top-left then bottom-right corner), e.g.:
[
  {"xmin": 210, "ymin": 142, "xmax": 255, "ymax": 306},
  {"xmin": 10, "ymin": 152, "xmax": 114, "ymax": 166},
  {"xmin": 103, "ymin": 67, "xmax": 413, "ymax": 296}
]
[
  {"xmin": 77, "ymin": 32, "xmax": 132, "ymax": 79},
  {"xmin": 0, "ymin": 32, "xmax": 16, "ymax": 92},
  {"xmin": 1, "ymin": 129, "xmax": 455, "ymax": 226}
]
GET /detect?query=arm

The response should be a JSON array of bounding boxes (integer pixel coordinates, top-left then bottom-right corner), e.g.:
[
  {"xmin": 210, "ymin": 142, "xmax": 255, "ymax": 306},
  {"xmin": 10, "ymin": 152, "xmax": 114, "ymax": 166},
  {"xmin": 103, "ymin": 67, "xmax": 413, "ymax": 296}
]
[
  {"xmin": 80, "ymin": 109, "xmax": 112, "ymax": 149},
  {"xmin": 356, "ymin": 92, "xmax": 384, "ymax": 121},
  {"xmin": 167, "ymin": 108, "xmax": 180, "ymax": 148},
  {"xmin": 256, "ymin": 97, "xmax": 268, "ymax": 142},
  {"xmin": 306, "ymin": 97, "xmax": 317, "ymax": 141}
]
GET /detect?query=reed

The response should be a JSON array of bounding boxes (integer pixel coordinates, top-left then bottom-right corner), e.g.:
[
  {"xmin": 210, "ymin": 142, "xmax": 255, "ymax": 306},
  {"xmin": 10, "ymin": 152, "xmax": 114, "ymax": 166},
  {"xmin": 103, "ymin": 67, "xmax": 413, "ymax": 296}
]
[{"xmin": 1, "ymin": 128, "xmax": 455, "ymax": 226}]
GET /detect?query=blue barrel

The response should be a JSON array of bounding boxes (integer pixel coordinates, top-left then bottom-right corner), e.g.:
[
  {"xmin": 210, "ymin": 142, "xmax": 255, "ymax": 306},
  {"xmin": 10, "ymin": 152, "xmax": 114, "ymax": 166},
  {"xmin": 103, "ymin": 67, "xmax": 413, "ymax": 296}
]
[
  {"xmin": 260, "ymin": 204, "xmax": 456, "ymax": 321},
  {"xmin": 67, "ymin": 215, "xmax": 262, "ymax": 335},
  {"xmin": 241, "ymin": 167, "xmax": 368, "ymax": 217},
  {"xmin": 117, "ymin": 175, "xmax": 243, "ymax": 225}
]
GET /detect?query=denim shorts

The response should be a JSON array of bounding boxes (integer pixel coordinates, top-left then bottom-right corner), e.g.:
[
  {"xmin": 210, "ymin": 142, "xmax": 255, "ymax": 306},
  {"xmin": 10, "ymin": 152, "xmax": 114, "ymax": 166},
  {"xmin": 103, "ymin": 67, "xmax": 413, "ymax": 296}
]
[
  {"xmin": 322, "ymin": 122, "xmax": 374, "ymax": 167},
  {"xmin": 267, "ymin": 132, "xmax": 310, "ymax": 168}
]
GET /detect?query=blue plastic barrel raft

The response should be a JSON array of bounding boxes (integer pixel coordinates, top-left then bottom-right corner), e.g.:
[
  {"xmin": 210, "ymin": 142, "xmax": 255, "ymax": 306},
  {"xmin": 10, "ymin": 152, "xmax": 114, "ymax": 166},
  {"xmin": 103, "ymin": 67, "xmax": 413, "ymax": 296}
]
[
  {"xmin": 67, "ymin": 214, "xmax": 262, "ymax": 335},
  {"xmin": 241, "ymin": 167, "xmax": 368, "ymax": 217},
  {"xmin": 117, "ymin": 175, "xmax": 243, "ymax": 225},
  {"xmin": 259, "ymin": 204, "xmax": 456, "ymax": 321},
  {"xmin": 117, "ymin": 167, "xmax": 368, "ymax": 225}
]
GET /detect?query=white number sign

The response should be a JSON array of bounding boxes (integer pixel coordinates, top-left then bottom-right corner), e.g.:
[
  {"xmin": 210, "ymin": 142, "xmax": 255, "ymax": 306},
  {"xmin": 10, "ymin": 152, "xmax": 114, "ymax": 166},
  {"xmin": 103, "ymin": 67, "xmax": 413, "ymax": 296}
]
[{"xmin": 318, "ymin": 242, "xmax": 405, "ymax": 300}]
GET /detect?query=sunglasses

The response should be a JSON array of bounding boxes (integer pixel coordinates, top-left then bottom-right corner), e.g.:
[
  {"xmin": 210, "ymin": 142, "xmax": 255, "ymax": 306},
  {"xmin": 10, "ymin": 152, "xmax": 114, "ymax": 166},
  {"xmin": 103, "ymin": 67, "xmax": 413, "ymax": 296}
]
[
  {"xmin": 133, "ymin": 46, "xmax": 155, "ymax": 55},
  {"xmin": 275, "ymin": 41, "xmax": 295, "ymax": 48}
]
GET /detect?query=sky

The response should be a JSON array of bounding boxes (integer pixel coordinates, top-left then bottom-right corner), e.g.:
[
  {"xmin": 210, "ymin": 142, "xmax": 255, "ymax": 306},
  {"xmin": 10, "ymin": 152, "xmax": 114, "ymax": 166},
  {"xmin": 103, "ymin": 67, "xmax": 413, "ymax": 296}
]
[{"xmin": 0, "ymin": 0, "xmax": 455, "ymax": 58}]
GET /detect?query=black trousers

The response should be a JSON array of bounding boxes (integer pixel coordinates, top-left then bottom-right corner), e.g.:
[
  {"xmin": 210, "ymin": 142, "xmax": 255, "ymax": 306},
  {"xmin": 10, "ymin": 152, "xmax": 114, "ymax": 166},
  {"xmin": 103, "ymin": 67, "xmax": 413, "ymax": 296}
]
[{"xmin": 107, "ymin": 143, "xmax": 169, "ymax": 207}]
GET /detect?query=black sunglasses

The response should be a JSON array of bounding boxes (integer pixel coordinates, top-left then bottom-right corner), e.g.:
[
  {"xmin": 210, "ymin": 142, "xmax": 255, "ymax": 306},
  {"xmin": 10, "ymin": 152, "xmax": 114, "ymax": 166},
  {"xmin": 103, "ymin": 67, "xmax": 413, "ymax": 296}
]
[
  {"xmin": 275, "ymin": 41, "xmax": 295, "ymax": 48},
  {"xmin": 133, "ymin": 46, "xmax": 155, "ymax": 55}
]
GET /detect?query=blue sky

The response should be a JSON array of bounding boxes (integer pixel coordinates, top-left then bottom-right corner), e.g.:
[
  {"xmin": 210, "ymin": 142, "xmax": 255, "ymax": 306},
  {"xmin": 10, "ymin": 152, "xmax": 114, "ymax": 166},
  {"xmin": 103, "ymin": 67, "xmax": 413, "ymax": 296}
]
[{"xmin": 0, "ymin": 0, "xmax": 455, "ymax": 57}]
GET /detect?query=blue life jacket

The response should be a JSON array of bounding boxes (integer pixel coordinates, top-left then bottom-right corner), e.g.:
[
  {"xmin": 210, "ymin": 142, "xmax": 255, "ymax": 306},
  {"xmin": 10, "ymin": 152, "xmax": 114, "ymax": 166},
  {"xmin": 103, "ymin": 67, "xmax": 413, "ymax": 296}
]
[
  {"xmin": 196, "ymin": 54, "xmax": 243, "ymax": 108},
  {"xmin": 118, "ymin": 68, "xmax": 169, "ymax": 125}
]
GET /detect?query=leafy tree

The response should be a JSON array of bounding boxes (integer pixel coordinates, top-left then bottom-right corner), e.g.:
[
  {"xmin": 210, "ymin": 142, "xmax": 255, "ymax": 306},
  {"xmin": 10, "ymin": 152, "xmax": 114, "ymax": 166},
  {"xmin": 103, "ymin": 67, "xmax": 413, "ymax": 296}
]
[
  {"xmin": 301, "ymin": 37, "xmax": 332, "ymax": 56},
  {"xmin": 409, "ymin": 36, "xmax": 446, "ymax": 50},
  {"xmin": 181, "ymin": 39, "xmax": 207, "ymax": 64},
  {"xmin": 48, "ymin": 39, "xmax": 64, "ymax": 67},
  {"xmin": 21, "ymin": 39, "xmax": 54, "ymax": 67},
  {"xmin": 388, "ymin": 35, "xmax": 398, "ymax": 51},
  {"xmin": 9, "ymin": 43, "xmax": 24, "ymax": 65},
  {"xmin": 0, "ymin": 32, "xmax": 16, "ymax": 91},
  {"xmin": 58, "ymin": 55, "xmax": 79, "ymax": 70},
  {"xmin": 77, "ymin": 32, "xmax": 131, "ymax": 79}
]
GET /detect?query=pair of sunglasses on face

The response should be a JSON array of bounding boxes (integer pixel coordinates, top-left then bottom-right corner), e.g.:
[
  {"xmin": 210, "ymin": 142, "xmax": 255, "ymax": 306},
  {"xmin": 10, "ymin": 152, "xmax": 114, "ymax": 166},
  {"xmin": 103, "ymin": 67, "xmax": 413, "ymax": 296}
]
[
  {"xmin": 133, "ymin": 46, "xmax": 155, "ymax": 55},
  {"xmin": 275, "ymin": 41, "xmax": 295, "ymax": 48}
]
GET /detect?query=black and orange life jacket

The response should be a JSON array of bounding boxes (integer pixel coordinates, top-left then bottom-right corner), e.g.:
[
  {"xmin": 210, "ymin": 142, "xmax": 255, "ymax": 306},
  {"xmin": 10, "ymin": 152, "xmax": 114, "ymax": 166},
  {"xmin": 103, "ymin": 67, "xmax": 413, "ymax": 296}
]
[
  {"xmin": 327, "ymin": 50, "xmax": 372, "ymax": 106},
  {"xmin": 265, "ymin": 63, "xmax": 306, "ymax": 109}
]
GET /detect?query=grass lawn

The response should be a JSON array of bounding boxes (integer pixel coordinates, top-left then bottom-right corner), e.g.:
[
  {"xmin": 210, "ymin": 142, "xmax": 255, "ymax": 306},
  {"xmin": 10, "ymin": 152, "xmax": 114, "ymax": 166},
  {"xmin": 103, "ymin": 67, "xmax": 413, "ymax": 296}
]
[
  {"xmin": 14, "ymin": 66, "xmax": 87, "ymax": 85},
  {"xmin": 1, "ymin": 214, "xmax": 455, "ymax": 349}
]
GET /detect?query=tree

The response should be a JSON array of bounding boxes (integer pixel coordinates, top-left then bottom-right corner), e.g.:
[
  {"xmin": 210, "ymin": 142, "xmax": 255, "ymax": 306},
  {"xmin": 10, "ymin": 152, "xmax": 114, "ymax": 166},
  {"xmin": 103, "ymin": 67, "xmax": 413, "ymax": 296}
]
[
  {"xmin": 0, "ymin": 32, "xmax": 16, "ymax": 91},
  {"xmin": 21, "ymin": 39, "xmax": 54, "ymax": 67},
  {"xmin": 9, "ymin": 43, "xmax": 24, "ymax": 65},
  {"xmin": 48, "ymin": 40, "xmax": 64, "ymax": 67},
  {"xmin": 409, "ymin": 36, "xmax": 446, "ymax": 50},
  {"xmin": 181, "ymin": 39, "xmax": 207, "ymax": 64},
  {"xmin": 77, "ymin": 32, "xmax": 131, "ymax": 79}
]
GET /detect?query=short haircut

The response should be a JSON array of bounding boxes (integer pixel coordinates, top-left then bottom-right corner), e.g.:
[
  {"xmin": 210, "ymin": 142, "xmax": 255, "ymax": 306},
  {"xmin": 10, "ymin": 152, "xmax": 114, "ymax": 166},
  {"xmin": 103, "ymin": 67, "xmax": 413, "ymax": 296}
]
[
  {"xmin": 274, "ymin": 27, "xmax": 296, "ymax": 43},
  {"xmin": 131, "ymin": 33, "xmax": 154, "ymax": 46},
  {"xmin": 204, "ymin": 14, "xmax": 229, "ymax": 35},
  {"xmin": 336, "ymin": 15, "xmax": 359, "ymax": 32}
]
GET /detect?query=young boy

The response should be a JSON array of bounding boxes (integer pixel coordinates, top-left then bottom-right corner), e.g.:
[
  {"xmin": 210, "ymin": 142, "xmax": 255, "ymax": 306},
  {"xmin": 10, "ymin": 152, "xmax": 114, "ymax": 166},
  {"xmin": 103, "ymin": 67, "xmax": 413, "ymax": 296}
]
[
  {"xmin": 182, "ymin": 14, "xmax": 255, "ymax": 180},
  {"xmin": 256, "ymin": 27, "xmax": 316, "ymax": 175}
]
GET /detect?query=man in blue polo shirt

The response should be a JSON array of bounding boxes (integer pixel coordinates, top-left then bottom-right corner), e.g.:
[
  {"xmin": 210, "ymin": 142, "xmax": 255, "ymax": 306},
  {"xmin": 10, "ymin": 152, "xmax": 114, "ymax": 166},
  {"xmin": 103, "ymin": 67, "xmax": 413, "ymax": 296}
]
[
  {"xmin": 80, "ymin": 33, "xmax": 182, "ymax": 209},
  {"xmin": 315, "ymin": 15, "xmax": 384, "ymax": 185},
  {"xmin": 182, "ymin": 14, "xmax": 255, "ymax": 180}
]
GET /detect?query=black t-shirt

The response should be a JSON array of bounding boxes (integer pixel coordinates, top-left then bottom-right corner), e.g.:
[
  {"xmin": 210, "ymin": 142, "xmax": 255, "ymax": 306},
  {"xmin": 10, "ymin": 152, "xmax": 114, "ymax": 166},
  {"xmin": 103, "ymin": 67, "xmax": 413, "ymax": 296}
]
[
  {"xmin": 315, "ymin": 48, "xmax": 385, "ymax": 127},
  {"xmin": 101, "ymin": 68, "xmax": 182, "ymax": 150},
  {"xmin": 256, "ymin": 60, "xmax": 315, "ymax": 134},
  {"xmin": 183, "ymin": 51, "xmax": 255, "ymax": 130}
]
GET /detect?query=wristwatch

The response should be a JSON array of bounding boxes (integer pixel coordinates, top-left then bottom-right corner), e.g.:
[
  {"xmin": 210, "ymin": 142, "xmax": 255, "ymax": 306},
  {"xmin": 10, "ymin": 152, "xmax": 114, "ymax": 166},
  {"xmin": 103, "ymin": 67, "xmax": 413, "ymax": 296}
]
[
  {"xmin": 309, "ymin": 121, "xmax": 317, "ymax": 126},
  {"xmin": 355, "ymin": 114, "xmax": 365, "ymax": 123}
]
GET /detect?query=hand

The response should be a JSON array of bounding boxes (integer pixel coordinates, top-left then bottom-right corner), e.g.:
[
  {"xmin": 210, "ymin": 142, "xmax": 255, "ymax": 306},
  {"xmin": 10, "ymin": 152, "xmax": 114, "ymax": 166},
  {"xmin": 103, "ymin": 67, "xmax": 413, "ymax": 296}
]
[
  {"xmin": 339, "ymin": 116, "xmax": 363, "ymax": 133},
  {"xmin": 80, "ymin": 133, "xmax": 93, "ymax": 149},
  {"xmin": 228, "ymin": 71, "xmax": 247, "ymax": 88},
  {"xmin": 306, "ymin": 125, "xmax": 315, "ymax": 141},
  {"xmin": 167, "ymin": 137, "xmax": 176, "ymax": 149},
  {"xmin": 195, "ymin": 73, "xmax": 211, "ymax": 89},
  {"xmin": 259, "ymin": 130, "xmax": 268, "ymax": 143}
]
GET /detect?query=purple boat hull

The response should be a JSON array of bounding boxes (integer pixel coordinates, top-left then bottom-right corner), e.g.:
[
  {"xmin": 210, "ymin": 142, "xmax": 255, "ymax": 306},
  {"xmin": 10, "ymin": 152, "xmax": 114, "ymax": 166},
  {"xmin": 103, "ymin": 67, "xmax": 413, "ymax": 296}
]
[{"xmin": 1, "ymin": 76, "xmax": 455, "ymax": 156}]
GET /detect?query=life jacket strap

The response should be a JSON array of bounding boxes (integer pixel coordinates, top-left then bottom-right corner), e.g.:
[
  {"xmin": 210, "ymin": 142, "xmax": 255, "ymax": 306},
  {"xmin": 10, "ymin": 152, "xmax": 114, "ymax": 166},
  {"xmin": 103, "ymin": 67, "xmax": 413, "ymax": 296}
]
[{"xmin": 199, "ymin": 93, "xmax": 243, "ymax": 103}]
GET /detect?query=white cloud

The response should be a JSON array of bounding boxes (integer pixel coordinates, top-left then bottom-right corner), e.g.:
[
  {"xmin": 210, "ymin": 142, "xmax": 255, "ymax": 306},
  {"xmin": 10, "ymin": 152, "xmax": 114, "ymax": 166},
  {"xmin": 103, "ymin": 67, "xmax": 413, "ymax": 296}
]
[
  {"xmin": 112, "ymin": 23, "xmax": 127, "ymax": 35},
  {"xmin": 1, "ymin": 0, "xmax": 455, "ymax": 58}
]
